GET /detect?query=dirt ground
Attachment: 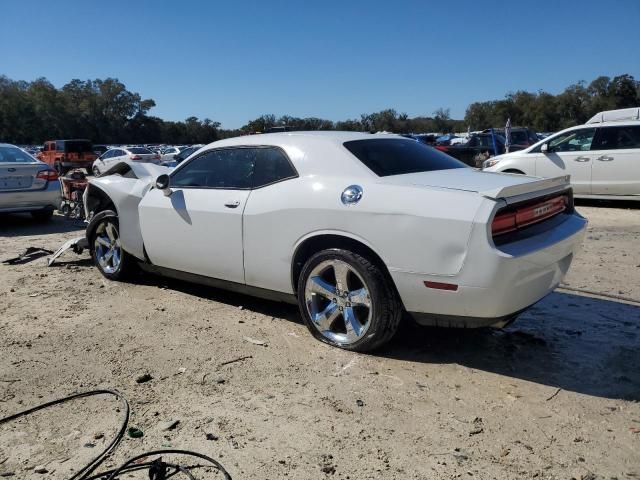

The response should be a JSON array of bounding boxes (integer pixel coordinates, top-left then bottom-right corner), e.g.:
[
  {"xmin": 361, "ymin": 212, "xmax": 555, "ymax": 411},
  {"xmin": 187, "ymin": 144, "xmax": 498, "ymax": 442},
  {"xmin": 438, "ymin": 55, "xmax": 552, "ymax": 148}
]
[{"xmin": 0, "ymin": 201, "xmax": 639, "ymax": 479}]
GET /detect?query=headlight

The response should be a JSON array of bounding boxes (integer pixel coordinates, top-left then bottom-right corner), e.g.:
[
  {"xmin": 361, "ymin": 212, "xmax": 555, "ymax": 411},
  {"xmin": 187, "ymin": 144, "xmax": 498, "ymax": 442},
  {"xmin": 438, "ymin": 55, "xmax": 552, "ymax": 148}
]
[{"xmin": 483, "ymin": 158, "xmax": 501, "ymax": 169}]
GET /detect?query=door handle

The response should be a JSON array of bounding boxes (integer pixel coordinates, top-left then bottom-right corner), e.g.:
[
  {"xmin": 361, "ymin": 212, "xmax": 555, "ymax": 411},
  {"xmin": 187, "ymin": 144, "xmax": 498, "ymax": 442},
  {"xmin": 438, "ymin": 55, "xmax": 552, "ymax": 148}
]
[
  {"xmin": 596, "ymin": 155, "xmax": 614, "ymax": 161},
  {"xmin": 573, "ymin": 156, "xmax": 591, "ymax": 162},
  {"xmin": 224, "ymin": 200, "xmax": 241, "ymax": 208}
]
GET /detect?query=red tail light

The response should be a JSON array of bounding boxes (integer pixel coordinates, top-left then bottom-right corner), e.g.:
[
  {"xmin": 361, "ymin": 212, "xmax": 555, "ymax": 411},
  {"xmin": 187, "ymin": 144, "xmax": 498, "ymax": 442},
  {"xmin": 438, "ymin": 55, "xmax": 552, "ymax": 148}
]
[
  {"xmin": 424, "ymin": 281, "xmax": 458, "ymax": 291},
  {"xmin": 435, "ymin": 146, "xmax": 449, "ymax": 152},
  {"xmin": 153, "ymin": 154, "xmax": 160, "ymax": 161},
  {"xmin": 491, "ymin": 211, "xmax": 517, "ymax": 236},
  {"xmin": 130, "ymin": 155, "xmax": 143, "ymax": 161},
  {"xmin": 492, "ymin": 194, "xmax": 568, "ymax": 237},
  {"xmin": 36, "ymin": 169, "xmax": 59, "ymax": 181}
]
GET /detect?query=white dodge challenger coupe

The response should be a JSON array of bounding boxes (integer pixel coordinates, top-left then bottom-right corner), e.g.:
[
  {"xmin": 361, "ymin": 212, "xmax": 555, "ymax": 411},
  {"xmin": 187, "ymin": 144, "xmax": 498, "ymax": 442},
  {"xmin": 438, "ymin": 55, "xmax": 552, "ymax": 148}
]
[{"xmin": 83, "ymin": 132, "xmax": 587, "ymax": 351}]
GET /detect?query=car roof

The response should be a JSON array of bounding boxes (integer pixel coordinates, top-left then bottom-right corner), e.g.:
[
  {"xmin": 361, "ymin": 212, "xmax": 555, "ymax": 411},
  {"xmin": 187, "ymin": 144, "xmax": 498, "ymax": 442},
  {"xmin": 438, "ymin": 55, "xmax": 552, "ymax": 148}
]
[
  {"xmin": 195, "ymin": 131, "xmax": 412, "ymax": 178},
  {"xmin": 208, "ymin": 131, "xmax": 395, "ymax": 149}
]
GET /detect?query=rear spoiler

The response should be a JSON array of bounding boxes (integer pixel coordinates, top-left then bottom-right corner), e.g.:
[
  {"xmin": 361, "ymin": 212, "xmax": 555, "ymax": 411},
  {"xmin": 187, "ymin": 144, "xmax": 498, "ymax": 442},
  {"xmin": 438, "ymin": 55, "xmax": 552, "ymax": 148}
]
[{"xmin": 480, "ymin": 175, "xmax": 570, "ymax": 203}]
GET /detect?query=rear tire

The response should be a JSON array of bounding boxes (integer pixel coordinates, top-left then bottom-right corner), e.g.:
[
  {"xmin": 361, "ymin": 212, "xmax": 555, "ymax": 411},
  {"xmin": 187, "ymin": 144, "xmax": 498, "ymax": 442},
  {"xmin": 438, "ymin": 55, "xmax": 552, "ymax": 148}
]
[
  {"xmin": 90, "ymin": 215, "xmax": 136, "ymax": 281},
  {"xmin": 92, "ymin": 166, "xmax": 100, "ymax": 177},
  {"xmin": 297, "ymin": 248, "xmax": 402, "ymax": 352}
]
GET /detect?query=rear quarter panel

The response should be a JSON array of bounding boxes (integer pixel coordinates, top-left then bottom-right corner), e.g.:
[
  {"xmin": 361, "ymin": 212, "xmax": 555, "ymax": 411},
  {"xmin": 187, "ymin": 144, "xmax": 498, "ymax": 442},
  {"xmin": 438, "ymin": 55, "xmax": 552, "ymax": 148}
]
[{"xmin": 243, "ymin": 176, "xmax": 485, "ymax": 294}]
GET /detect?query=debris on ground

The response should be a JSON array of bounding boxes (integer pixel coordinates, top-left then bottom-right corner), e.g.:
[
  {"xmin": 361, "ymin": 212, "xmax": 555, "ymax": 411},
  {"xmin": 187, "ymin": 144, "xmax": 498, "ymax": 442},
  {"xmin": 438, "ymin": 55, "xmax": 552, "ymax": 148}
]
[
  {"xmin": 243, "ymin": 337, "xmax": 267, "ymax": 347},
  {"xmin": 135, "ymin": 373, "xmax": 153, "ymax": 384},
  {"xmin": 2, "ymin": 247, "xmax": 53, "ymax": 265},
  {"xmin": 127, "ymin": 426, "xmax": 144, "ymax": 438}
]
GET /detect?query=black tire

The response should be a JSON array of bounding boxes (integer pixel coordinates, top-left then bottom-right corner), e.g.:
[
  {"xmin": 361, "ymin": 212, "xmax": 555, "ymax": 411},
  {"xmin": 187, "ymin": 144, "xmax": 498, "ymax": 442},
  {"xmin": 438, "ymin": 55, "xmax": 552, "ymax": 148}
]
[
  {"xmin": 297, "ymin": 248, "xmax": 402, "ymax": 352},
  {"xmin": 31, "ymin": 209, "xmax": 54, "ymax": 222},
  {"xmin": 89, "ymin": 215, "xmax": 136, "ymax": 281},
  {"xmin": 92, "ymin": 166, "xmax": 100, "ymax": 177}
]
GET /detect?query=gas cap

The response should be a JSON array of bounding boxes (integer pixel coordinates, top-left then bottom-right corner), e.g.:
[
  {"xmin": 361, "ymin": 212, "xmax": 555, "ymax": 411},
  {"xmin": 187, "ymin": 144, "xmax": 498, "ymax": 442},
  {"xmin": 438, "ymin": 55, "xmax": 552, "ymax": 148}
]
[{"xmin": 341, "ymin": 185, "xmax": 363, "ymax": 206}]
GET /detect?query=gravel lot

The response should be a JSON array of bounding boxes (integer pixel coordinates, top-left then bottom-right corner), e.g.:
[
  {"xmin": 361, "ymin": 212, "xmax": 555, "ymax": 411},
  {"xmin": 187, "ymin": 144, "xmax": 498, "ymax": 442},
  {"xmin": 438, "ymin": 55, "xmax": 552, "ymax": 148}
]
[{"xmin": 1, "ymin": 201, "xmax": 639, "ymax": 479}]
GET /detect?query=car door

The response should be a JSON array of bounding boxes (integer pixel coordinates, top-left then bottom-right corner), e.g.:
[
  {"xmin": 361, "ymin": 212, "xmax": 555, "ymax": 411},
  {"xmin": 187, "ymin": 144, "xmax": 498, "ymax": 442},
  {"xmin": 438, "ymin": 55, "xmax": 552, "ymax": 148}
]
[
  {"xmin": 97, "ymin": 150, "xmax": 113, "ymax": 171},
  {"xmin": 138, "ymin": 147, "xmax": 256, "ymax": 283},
  {"xmin": 110, "ymin": 149, "xmax": 126, "ymax": 168},
  {"xmin": 536, "ymin": 127, "xmax": 597, "ymax": 194},
  {"xmin": 590, "ymin": 125, "xmax": 640, "ymax": 195}
]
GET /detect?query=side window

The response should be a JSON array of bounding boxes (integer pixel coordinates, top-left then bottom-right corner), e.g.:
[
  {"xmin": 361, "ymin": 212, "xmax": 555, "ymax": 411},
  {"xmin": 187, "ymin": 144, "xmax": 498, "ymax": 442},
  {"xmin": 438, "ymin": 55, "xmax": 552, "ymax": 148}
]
[
  {"xmin": 548, "ymin": 129, "xmax": 595, "ymax": 153},
  {"xmin": 252, "ymin": 147, "xmax": 297, "ymax": 188},
  {"xmin": 529, "ymin": 130, "xmax": 539, "ymax": 143},
  {"xmin": 171, "ymin": 148, "xmax": 256, "ymax": 189},
  {"xmin": 479, "ymin": 136, "xmax": 493, "ymax": 148},
  {"xmin": 592, "ymin": 126, "xmax": 640, "ymax": 150}
]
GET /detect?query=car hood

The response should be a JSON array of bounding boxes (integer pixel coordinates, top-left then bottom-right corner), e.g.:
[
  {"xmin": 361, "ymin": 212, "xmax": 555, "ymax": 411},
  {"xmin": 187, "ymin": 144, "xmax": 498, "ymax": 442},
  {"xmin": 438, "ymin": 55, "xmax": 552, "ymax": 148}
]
[{"xmin": 379, "ymin": 168, "xmax": 570, "ymax": 201}]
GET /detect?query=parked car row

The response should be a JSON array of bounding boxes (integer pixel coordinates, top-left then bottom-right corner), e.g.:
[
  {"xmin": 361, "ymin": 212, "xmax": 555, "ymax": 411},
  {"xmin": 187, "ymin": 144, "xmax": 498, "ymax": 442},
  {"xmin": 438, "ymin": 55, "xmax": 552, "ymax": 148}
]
[{"xmin": 483, "ymin": 108, "xmax": 640, "ymax": 198}]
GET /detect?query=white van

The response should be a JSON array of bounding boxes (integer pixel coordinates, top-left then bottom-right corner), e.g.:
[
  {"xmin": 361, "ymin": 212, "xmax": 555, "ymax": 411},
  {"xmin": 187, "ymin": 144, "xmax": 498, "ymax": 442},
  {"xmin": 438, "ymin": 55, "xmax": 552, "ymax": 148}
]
[{"xmin": 483, "ymin": 108, "xmax": 640, "ymax": 199}]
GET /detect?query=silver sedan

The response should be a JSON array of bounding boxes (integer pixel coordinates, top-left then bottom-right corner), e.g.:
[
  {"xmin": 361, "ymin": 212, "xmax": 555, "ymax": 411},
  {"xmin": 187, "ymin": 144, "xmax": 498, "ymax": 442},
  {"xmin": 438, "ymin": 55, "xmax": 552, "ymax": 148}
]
[{"xmin": 0, "ymin": 143, "xmax": 61, "ymax": 221}]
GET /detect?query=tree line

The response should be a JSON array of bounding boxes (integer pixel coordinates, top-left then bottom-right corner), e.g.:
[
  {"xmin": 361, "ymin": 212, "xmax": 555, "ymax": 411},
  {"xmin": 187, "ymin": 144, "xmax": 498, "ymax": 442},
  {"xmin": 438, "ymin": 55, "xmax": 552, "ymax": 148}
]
[{"xmin": 1, "ymin": 73, "xmax": 638, "ymax": 145}]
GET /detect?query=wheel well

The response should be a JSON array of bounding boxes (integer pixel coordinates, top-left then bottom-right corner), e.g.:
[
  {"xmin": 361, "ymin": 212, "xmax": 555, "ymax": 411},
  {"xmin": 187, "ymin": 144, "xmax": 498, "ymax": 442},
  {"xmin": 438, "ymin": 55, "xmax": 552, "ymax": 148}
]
[
  {"xmin": 291, "ymin": 234, "xmax": 396, "ymax": 294},
  {"xmin": 85, "ymin": 184, "xmax": 116, "ymax": 217},
  {"xmin": 502, "ymin": 169, "xmax": 525, "ymax": 174}
]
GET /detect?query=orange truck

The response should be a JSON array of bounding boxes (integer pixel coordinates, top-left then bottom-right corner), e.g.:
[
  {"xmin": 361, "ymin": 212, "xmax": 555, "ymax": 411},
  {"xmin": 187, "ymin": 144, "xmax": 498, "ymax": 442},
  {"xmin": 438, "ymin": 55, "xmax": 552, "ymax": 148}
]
[{"xmin": 37, "ymin": 139, "xmax": 97, "ymax": 175}]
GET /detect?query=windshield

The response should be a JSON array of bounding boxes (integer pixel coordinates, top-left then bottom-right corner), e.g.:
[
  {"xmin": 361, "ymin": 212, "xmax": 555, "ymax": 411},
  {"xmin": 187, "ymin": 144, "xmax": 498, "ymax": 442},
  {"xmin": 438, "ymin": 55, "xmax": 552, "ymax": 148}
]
[
  {"xmin": 0, "ymin": 145, "xmax": 38, "ymax": 163},
  {"xmin": 179, "ymin": 147, "xmax": 196, "ymax": 158},
  {"xmin": 127, "ymin": 147, "xmax": 153, "ymax": 154},
  {"xmin": 343, "ymin": 138, "xmax": 467, "ymax": 177}
]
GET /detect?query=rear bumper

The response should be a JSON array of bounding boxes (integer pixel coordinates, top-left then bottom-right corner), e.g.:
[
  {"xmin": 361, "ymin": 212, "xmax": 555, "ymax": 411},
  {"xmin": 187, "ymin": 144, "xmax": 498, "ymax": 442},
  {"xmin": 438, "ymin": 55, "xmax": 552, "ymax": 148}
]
[
  {"xmin": 0, "ymin": 181, "xmax": 61, "ymax": 213},
  {"xmin": 392, "ymin": 212, "xmax": 587, "ymax": 326}
]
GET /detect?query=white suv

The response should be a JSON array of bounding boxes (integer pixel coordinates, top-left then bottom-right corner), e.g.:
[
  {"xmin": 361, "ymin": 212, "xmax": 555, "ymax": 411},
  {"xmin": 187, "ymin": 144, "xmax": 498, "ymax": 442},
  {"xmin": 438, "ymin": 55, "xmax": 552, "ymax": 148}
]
[{"xmin": 483, "ymin": 108, "xmax": 640, "ymax": 199}]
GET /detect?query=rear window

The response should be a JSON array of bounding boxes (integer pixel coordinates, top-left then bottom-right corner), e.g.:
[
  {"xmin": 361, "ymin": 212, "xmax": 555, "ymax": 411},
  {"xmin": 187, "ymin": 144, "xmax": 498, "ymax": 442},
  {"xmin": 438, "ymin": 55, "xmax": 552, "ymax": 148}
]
[
  {"xmin": 127, "ymin": 147, "xmax": 153, "ymax": 154},
  {"xmin": 343, "ymin": 138, "xmax": 467, "ymax": 177},
  {"xmin": 0, "ymin": 146, "xmax": 38, "ymax": 163},
  {"xmin": 64, "ymin": 141, "xmax": 93, "ymax": 153}
]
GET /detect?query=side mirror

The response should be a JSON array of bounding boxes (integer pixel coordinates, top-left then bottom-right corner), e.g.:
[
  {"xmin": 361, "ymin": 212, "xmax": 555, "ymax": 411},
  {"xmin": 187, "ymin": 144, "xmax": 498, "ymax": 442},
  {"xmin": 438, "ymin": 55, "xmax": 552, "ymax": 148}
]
[
  {"xmin": 541, "ymin": 143, "xmax": 549, "ymax": 153},
  {"xmin": 156, "ymin": 174, "xmax": 172, "ymax": 197}
]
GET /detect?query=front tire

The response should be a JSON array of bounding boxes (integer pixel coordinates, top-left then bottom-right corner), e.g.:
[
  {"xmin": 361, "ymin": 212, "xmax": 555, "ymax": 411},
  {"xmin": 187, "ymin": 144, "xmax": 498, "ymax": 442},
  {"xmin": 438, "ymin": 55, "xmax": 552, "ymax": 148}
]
[
  {"xmin": 92, "ymin": 166, "xmax": 100, "ymax": 177},
  {"xmin": 90, "ymin": 216, "xmax": 135, "ymax": 281},
  {"xmin": 297, "ymin": 249, "xmax": 402, "ymax": 352}
]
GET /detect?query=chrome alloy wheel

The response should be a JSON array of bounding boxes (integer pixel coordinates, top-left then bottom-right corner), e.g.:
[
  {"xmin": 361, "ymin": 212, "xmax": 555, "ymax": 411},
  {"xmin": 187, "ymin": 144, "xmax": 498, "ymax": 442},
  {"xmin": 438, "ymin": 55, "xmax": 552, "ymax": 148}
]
[
  {"xmin": 304, "ymin": 259, "xmax": 373, "ymax": 345},
  {"xmin": 94, "ymin": 221, "xmax": 122, "ymax": 274}
]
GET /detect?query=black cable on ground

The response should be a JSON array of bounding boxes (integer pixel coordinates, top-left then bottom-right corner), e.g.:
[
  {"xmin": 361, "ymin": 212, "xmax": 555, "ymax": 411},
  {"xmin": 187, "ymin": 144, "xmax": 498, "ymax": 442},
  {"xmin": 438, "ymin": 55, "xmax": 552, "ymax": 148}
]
[
  {"xmin": 103, "ymin": 450, "xmax": 232, "ymax": 480},
  {"xmin": 0, "ymin": 389, "xmax": 129, "ymax": 480},
  {"xmin": 0, "ymin": 390, "xmax": 232, "ymax": 479}
]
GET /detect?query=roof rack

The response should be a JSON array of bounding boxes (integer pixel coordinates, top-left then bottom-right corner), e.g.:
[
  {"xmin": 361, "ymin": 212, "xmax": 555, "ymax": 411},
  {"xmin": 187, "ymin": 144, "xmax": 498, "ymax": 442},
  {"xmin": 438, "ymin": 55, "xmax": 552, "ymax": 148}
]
[{"xmin": 586, "ymin": 107, "xmax": 640, "ymax": 124}]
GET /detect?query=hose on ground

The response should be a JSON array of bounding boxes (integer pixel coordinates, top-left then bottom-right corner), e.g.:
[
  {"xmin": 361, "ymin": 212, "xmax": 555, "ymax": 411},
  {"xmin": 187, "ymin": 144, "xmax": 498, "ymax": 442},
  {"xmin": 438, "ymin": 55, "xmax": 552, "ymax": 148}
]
[{"xmin": 0, "ymin": 390, "xmax": 232, "ymax": 479}]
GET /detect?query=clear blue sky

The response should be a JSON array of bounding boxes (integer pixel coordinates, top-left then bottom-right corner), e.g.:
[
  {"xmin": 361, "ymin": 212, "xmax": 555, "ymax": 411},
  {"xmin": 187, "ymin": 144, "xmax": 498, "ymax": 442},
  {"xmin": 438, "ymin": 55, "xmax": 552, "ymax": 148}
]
[{"xmin": 2, "ymin": 0, "xmax": 639, "ymax": 129}]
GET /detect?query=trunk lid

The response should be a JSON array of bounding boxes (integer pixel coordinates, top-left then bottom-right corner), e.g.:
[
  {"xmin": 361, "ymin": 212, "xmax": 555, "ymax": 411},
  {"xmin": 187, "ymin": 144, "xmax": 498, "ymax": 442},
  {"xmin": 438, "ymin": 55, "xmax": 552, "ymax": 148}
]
[
  {"xmin": 379, "ymin": 169, "xmax": 570, "ymax": 203},
  {"xmin": 0, "ymin": 163, "xmax": 48, "ymax": 191}
]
